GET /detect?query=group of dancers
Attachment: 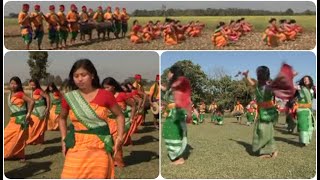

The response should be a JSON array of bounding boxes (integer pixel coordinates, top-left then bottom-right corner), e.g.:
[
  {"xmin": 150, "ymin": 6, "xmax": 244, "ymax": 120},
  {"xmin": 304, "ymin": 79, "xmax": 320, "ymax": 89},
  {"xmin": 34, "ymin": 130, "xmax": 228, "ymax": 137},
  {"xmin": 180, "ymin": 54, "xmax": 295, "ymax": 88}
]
[
  {"xmin": 4, "ymin": 59, "xmax": 160, "ymax": 178},
  {"xmin": 211, "ymin": 18, "xmax": 253, "ymax": 47},
  {"xmin": 161, "ymin": 63, "xmax": 315, "ymax": 165},
  {"xmin": 263, "ymin": 18, "xmax": 303, "ymax": 47},
  {"xmin": 18, "ymin": 3, "xmax": 131, "ymax": 50},
  {"xmin": 17, "ymin": 3, "xmax": 306, "ymax": 50}
]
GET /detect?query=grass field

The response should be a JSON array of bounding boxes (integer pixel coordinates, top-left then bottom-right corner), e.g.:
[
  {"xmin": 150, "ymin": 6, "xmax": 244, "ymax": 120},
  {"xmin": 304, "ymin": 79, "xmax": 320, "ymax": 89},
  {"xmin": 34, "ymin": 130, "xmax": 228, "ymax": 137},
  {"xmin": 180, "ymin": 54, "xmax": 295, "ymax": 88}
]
[
  {"xmin": 161, "ymin": 114, "xmax": 316, "ymax": 179},
  {"xmin": 4, "ymin": 16, "xmax": 316, "ymax": 50},
  {"xmin": 4, "ymin": 93, "xmax": 159, "ymax": 179}
]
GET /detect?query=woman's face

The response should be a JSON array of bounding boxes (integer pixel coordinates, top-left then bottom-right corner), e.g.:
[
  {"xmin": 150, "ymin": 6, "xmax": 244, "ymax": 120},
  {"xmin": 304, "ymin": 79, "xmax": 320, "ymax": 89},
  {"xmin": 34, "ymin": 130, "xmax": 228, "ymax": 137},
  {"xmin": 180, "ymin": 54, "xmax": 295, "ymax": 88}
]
[
  {"xmin": 167, "ymin": 71, "xmax": 173, "ymax": 80},
  {"xmin": 10, "ymin": 80, "xmax": 18, "ymax": 92},
  {"xmin": 49, "ymin": 86, "xmax": 53, "ymax": 91},
  {"xmin": 73, "ymin": 67, "xmax": 93, "ymax": 90},
  {"xmin": 104, "ymin": 84, "xmax": 115, "ymax": 93},
  {"xmin": 303, "ymin": 77, "xmax": 310, "ymax": 86},
  {"xmin": 29, "ymin": 81, "xmax": 36, "ymax": 90},
  {"xmin": 271, "ymin": 20, "xmax": 276, "ymax": 25}
]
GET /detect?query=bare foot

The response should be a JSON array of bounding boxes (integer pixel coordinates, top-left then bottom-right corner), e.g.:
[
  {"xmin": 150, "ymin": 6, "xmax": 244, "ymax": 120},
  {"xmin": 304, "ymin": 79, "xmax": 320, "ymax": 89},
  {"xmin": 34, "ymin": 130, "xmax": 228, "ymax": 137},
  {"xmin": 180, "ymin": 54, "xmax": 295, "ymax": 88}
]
[
  {"xmin": 271, "ymin": 151, "xmax": 279, "ymax": 158},
  {"xmin": 271, "ymin": 151, "xmax": 278, "ymax": 158},
  {"xmin": 171, "ymin": 158, "xmax": 185, "ymax": 165},
  {"xmin": 259, "ymin": 154, "xmax": 272, "ymax": 159},
  {"xmin": 19, "ymin": 158, "xmax": 26, "ymax": 163}
]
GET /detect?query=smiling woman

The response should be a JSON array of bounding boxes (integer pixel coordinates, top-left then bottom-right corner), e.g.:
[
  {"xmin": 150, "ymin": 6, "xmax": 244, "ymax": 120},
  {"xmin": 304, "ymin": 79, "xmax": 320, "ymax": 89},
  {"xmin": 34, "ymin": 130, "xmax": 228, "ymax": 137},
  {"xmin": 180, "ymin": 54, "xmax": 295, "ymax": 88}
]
[{"xmin": 4, "ymin": 51, "xmax": 160, "ymax": 179}]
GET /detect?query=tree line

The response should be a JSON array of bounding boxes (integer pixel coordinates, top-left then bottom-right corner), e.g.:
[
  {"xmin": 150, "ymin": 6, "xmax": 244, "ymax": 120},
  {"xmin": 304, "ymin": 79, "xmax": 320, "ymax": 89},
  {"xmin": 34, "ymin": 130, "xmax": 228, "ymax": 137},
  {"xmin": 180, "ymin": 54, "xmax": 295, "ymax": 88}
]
[
  {"xmin": 131, "ymin": 8, "xmax": 315, "ymax": 16},
  {"xmin": 161, "ymin": 60, "xmax": 255, "ymax": 110}
]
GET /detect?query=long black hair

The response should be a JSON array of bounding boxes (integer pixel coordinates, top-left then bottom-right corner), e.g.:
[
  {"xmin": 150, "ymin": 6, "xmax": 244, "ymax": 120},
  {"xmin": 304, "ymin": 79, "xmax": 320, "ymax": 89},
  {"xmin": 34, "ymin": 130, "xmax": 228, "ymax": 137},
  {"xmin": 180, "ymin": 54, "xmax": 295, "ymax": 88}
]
[
  {"xmin": 256, "ymin": 66, "xmax": 270, "ymax": 83},
  {"xmin": 101, "ymin": 77, "xmax": 124, "ymax": 92},
  {"xmin": 45, "ymin": 82, "xmax": 59, "ymax": 93},
  {"xmin": 168, "ymin": 65, "xmax": 184, "ymax": 88},
  {"xmin": 299, "ymin": 75, "xmax": 314, "ymax": 88},
  {"xmin": 125, "ymin": 82, "xmax": 137, "ymax": 90},
  {"xmin": 298, "ymin": 75, "xmax": 316, "ymax": 98},
  {"xmin": 269, "ymin": 18, "xmax": 276, "ymax": 24},
  {"xmin": 10, "ymin": 76, "xmax": 24, "ymax": 92},
  {"xmin": 29, "ymin": 79, "xmax": 42, "ymax": 90},
  {"xmin": 68, "ymin": 59, "xmax": 101, "ymax": 90},
  {"xmin": 121, "ymin": 83, "xmax": 131, "ymax": 92}
]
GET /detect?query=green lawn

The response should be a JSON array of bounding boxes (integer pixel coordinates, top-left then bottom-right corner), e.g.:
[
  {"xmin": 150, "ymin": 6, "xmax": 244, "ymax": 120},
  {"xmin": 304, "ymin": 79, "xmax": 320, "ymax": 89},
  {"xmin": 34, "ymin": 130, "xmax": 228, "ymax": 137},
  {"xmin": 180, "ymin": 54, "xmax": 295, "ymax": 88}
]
[
  {"xmin": 4, "ymin": 93, "xmax": 159, "ymax": 179},
  {"xmin": 161, "ymin": 114, "xmax": 316, "ymax": 179}
]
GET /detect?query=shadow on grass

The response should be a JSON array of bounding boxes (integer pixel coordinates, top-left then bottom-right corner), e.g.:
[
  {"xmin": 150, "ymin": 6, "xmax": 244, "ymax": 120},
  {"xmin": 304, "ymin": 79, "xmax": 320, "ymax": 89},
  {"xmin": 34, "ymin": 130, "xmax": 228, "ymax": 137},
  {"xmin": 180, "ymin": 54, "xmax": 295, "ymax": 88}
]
[
  {"xmin": 123, "ymin": 150, "xmax": 159, "ymax": 167},
  {"xmin": 25, "ymin": 146, "xmax": 61, "ymax": 160},
  {"xmin": 4, "ymin": 161, "xmax": 52, "ymax": 178},
  {"xmin": 43, "ymin": 137, "xmax": 61, "ymax": 145},
  {"xmin": 229, "ymin": 139, "xmax": 257, "ymax": 156},
  {"xmin": 133, "ymin": 135, "xmax": 159, "ymax": 145},
  {"xmin": 141, "ymin": 121, "xmax": 155, "ymax": 127},
  {"xmin": 182, "ymin": 144, "xmax": 193, "ymax": 160},
  {"xmin": 136, "ymin": 126, "xmax": 157, "ymax": 134},
  {"xmin": 274, "ymin": 136, "xmax": 303, "ymax": 147},
  {"xmin": 274, "ymin": 127, "xmax": 298, "ymax": 136}
]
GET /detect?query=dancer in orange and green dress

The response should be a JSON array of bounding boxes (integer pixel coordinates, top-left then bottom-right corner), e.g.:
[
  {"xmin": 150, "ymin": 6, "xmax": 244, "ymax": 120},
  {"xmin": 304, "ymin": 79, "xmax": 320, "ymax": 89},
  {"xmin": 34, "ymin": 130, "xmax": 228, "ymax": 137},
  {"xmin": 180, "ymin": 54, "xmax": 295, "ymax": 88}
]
[
  {"xmin": 59, "ymin": 59, "xmax": 125, "ymax": 178},
  {"xmin": 199, "ymin": 101, "xmax": 206, "ymax": 123},
  {"xmin": 30, "ymin": 5, "xmax": 45, "ymax": 50},
  {"xmin": 18, "ymin": 4, "xmax": 33, "ymax": 50},
  {"xmin": 27, "ymin": 79, "xmax": 50, "ymax": 145},
  {"xmin": 102, "ymin": 77, "xmax": 137, "ymax": 167},
  {"xmin": 45, "ymin": 82, "xmax": 61, "ymax": 131},
  {"xmin": 5, "ymin": 77, "xmax": 35, "ymax": 162}
]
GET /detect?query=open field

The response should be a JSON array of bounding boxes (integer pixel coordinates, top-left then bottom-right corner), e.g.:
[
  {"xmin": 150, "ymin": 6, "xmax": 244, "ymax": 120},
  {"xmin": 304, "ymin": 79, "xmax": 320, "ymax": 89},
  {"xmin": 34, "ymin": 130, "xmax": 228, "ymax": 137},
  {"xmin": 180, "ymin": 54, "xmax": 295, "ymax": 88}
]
[
  {"xmin": 161, "ymin": 114, "xmax": 316, "ymax": 179},
  {"xmin": 4, "ymin": 16, "xmax": 316, "ymax": 50}
]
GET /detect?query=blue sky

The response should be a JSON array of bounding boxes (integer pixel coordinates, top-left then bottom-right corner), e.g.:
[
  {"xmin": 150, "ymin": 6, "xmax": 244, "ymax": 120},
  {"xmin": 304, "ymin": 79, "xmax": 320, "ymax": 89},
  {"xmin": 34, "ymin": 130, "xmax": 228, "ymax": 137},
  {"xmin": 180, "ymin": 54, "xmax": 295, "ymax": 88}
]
[{"xmin": 161, "ymin": 51, "xmax": 316, "ymax": 84}]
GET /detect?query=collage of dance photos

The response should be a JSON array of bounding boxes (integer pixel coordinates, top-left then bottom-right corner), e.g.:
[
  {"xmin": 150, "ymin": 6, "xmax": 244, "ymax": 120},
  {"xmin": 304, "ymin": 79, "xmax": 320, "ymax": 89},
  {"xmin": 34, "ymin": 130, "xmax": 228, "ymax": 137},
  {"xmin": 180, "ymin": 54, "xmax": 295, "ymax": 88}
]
[{"xmin": 3, "ymin": 0, "xmax": 317, "ymax": 179}]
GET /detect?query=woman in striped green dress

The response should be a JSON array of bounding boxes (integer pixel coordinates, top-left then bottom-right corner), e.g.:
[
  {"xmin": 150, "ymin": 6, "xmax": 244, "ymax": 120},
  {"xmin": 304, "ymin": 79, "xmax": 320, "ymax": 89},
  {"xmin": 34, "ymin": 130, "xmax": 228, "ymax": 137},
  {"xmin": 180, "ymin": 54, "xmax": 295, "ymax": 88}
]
[
  {"xmin": 295, "ymin": 76, "xmax": 316, "ymax": 146},
  {"xmin": 243, "ymin": 66, "xmax": 279, "ymax": 158},
  {"xmin": 162, "ymin": 65, "xmax": 192, "ymax": 165}
]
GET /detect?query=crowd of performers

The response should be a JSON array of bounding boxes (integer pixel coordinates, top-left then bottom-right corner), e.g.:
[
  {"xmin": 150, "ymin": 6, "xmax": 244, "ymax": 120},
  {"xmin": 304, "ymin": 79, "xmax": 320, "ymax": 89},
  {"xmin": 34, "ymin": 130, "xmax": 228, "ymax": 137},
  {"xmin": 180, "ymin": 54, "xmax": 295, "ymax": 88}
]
[
  {"xmin": 211, "ymin": 18, "xmax": 253, "ymax": 47},
  {"xmin": 18, "ymin": 3, "xmax": 131, "ymax": 50},
  {"xmin": 129, "ymin": 18, "xmax": 205, "ymax": 45},
  {"xmin": 262, "ymin": 18, "xmax": 303, "ymax": 47},
  {"xmin": 17, "ymin": 3, "xmax": 305, "ymax": 50},
  {"xmin": 4, "ymin": 59, "xmax": 160, "ymax": 178},
  {"xmin": 161, "ymin": 63, "xmax": 316, "ymax": 165}
]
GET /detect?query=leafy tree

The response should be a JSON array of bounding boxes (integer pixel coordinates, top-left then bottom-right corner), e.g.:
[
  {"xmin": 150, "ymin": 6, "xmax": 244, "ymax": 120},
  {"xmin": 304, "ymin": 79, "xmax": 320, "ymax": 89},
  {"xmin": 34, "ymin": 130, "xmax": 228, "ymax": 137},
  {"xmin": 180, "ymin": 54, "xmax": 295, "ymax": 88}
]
[
  {"xmin": 27, "ymin": 51, "xmax": 49, "ymax": 81},
  {"xmin": 161, "ymin": 60, "xmax": 209, "ymax": 104},
  {"xmin": 285, "ymin": 8, "xmax": 294, "ymax": 15}
]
